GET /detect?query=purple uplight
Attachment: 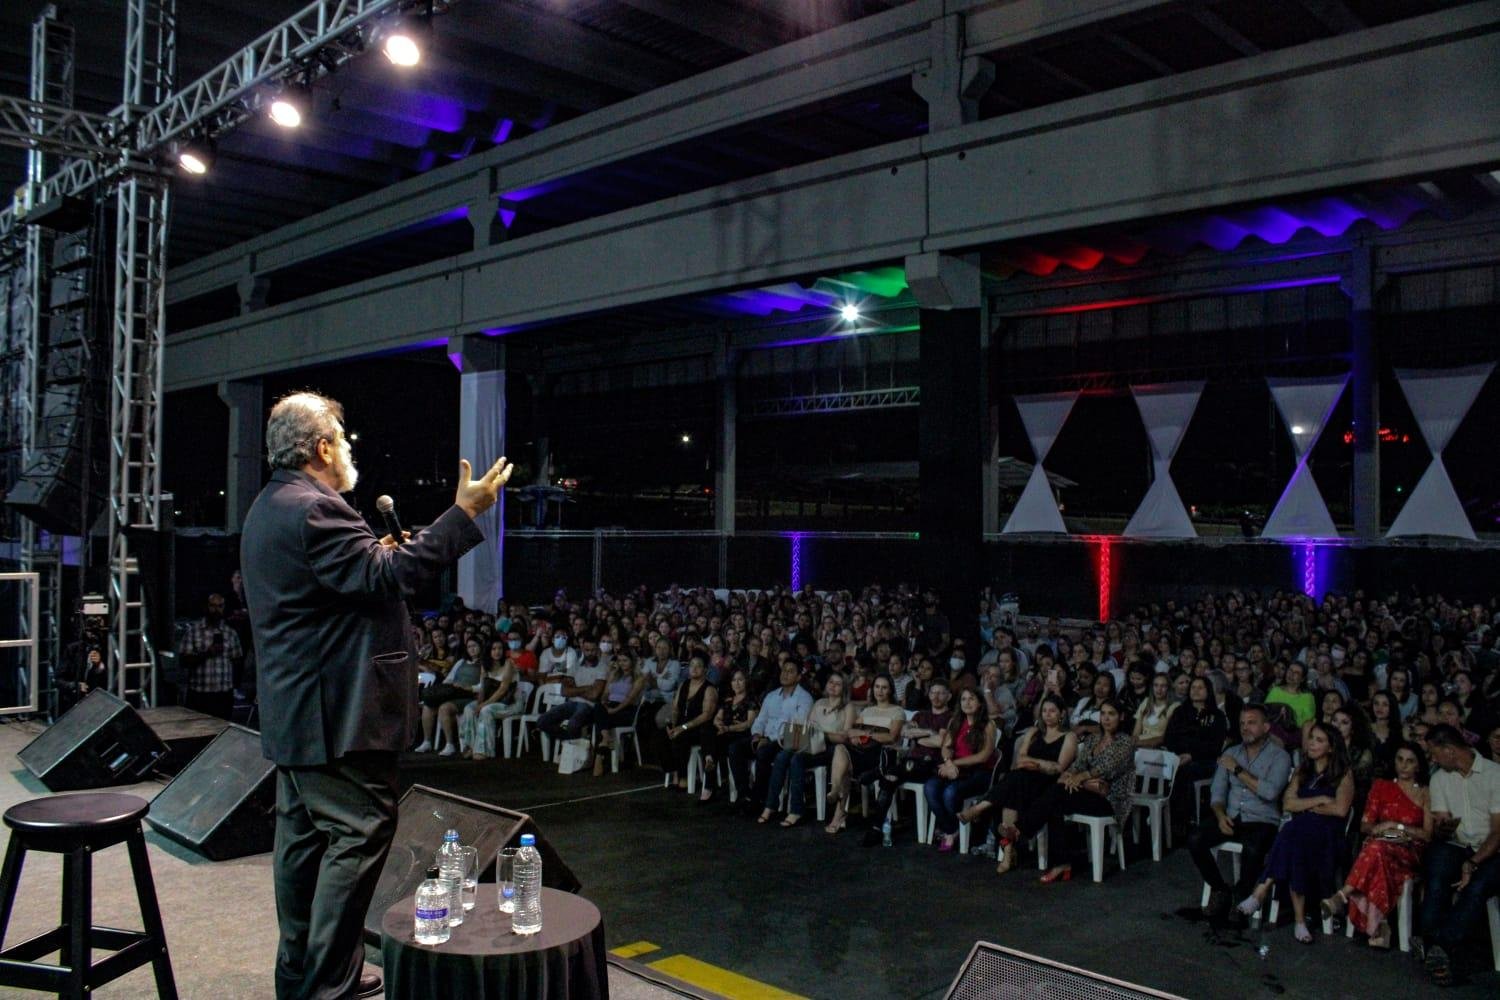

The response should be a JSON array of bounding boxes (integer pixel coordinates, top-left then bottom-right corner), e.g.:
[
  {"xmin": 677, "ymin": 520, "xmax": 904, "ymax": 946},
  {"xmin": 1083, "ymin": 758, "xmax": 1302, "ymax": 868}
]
[
  {"xmin": 502, "ymin": 179, "xmax": 569, "ymax": 202},
  {"xmin": 1237, "ymin": 275, "xmax": 1342, "ymax": 294},
  {"xmin": 790, "ymin": 533, "xmax": 804, "ymax": 591},
  {"xmin": 491, "ymin": 118, "xmax": 515, "ymax": 145}
]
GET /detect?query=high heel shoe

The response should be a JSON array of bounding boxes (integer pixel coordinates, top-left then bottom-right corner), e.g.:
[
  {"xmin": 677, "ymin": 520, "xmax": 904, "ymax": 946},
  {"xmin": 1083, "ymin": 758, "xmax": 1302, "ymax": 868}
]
[
  {"xmin": 824, "ymin": 812, "xmax": 847, "ymax": 835},
  {"xmin": 1039, "ymin": 866, "xmax": 1072, "ymax": 884},
  {"xmin": 1318, "ymin": 889, "xmax": 1348, "ymax": 923},
  {"xmin": 995, "ymin": 840, "xmax": 1017, "ymax": 875}
]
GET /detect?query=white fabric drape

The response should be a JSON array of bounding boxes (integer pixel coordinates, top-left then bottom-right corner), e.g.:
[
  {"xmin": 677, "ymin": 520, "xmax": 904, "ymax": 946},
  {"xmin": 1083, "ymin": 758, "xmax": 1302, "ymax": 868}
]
[
  {"xmin": 1124, "ymin": 381, "xmax": 1204, "ymax": 538},
  {"xmin": 1387, "ymin": 363, "xmax": 1493, "ymax": 540},
  {"xmin": 1003, "ymin": 390, "xmax": 1078, "ymax": 534},
  {"xmin": 1262, "ymin": 374, "xmax": 1347, "ymax": 539},
  {"xmin": 457, "ymin": 369, "xmax": 506, "ymax": 611}
]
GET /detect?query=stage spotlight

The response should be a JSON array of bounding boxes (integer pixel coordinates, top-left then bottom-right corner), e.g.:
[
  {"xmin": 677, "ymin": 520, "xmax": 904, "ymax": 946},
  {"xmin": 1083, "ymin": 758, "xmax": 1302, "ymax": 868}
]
[
  {"xmin": 269, "ymin": 94, "xmax": 304, "ymax": 129},
  {"xmin": 382, "ymin": 26, "xmax": 421, "ymax": 66},
  {"xmin": 175, "ymin": 140, "xmax": 214, "ymax": 176},
  {"xmin": 839, "ymin": 303, "xmax": 861, "ymax": 323}
]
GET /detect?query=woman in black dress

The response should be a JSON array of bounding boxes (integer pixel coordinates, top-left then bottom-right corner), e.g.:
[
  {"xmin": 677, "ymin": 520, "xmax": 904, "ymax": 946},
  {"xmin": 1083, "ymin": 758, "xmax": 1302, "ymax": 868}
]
[
  {"xmin": 701, "ymin": 668, "xmax": 757, "ymax": 802},
  {"xmin": 958, "ymin": 694, "xmax": 1078, "ymax": 873},
  {"xmin": 659, "ymin": 654, "xmax": 718, "ymax": 791}
]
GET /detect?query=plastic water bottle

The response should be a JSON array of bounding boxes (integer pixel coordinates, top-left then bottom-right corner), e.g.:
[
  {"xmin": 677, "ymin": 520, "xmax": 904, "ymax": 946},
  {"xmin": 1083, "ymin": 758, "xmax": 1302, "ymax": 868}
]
[
  {"xmin": 511, "ymin": 834, "xmax": 543, "ymax": 935},
  {"xmin": 436, "ymin": 829, "xmax": 465, "ymax": 928},
  {"xmin": 414, "ymin": 866, "xmax": 451, "ymax": 945},
  {"xmin": 881, "ymin": 817, "xmax": 893, "ymax": 848}
]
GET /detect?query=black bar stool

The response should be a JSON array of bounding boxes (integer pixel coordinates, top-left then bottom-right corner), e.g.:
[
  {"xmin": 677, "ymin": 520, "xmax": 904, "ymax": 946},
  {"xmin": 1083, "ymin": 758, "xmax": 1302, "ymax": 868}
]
[{"xmin": 0, "ymin": 792, "xmax": 178, "ymax": 999}]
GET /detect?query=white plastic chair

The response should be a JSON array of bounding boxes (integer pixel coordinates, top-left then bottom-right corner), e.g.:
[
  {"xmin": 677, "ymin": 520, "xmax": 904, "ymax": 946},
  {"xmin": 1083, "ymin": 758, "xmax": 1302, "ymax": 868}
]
[
  {"xmin": 1488, "ymin": 896, "xmax": 1500, "ymax": 970},
  {"xmin": 1343, "ymin": 877, "xmax": 1414, "ymax": 952},
  {"xmin": 1129, "ymin": 748, "xmax": 1180, "ymax": 862},
  {"xmin": 1199, "ymin": 840, "xmax": 1244, "ymax": 909},
  {"xmin": 498, "ymin": 680, "xmax": 536, "ymax": 759},
  {"xmin": 533, "ymin": 684, "xmax": 569, "ymax": 762},
  {"xmin": 1066, "ymin": 813, "xmax": 1127, "ymax": 882},
  {"xmin": 609, "ymin": 700, "xmax": 647, "ymax": 773}
]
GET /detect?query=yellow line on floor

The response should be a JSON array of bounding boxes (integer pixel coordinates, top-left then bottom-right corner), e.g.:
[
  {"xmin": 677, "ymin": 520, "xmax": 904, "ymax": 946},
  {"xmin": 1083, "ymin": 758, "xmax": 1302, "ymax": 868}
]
[
  {"xmin": 610, "ymin": 940, "xmax": 661, "ymax": 958},
  {"xmin": 646, "ymin": 955, "xmax": 808, "ymax": 1000}
]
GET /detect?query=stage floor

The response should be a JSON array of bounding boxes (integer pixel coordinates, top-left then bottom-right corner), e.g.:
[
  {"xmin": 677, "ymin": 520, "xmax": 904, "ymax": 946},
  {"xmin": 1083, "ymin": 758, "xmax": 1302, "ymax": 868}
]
[{"xmin": 0, "ymin": 718, "xmax": 1492, "ymax": 999}]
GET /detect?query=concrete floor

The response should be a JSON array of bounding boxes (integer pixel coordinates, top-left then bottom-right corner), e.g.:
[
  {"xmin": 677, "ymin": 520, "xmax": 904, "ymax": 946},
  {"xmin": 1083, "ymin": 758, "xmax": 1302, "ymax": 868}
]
[{"xmin": 0, "ymin": 718, "xmax": 1493, "ymax": 999}]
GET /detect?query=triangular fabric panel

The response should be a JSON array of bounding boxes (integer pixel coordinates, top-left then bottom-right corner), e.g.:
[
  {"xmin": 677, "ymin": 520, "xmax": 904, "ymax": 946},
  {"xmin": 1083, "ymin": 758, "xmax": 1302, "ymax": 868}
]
[
  {"xmin": 1267, "ymin": 374, "xmax": 1348, "ymax": 460},
  {"xmin": 1388, "ymin": 457, "xmax": 1476, "ymax": 540},
  {"xmin": 1124, "ymin": 382, "xmax": 1203, "ymax": 538},
  {"xmin": 1014, "ymin": 391, "xmax": 1079, "ymax": 464},
  {"xmin": 1394, "ymin": 363, "xmax": 1494, "ymax": 453},
  {"xmin": 1131, "ymin": 382, "xmax": 1204, "ymax": 465},
  {"xmin": 1262, "ymin": 462, "xmax": 1339, "ymax": 539},
  {"xmin": 1003, "ymin": 465, "xmax": 1067, "ymax": 534}
]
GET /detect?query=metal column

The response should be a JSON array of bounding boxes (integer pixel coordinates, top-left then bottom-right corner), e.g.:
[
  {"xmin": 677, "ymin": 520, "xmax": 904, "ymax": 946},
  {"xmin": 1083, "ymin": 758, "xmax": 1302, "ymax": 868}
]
[{"xmin": 108, "ymin": 0, "xmax": 174, "ymax": 704}]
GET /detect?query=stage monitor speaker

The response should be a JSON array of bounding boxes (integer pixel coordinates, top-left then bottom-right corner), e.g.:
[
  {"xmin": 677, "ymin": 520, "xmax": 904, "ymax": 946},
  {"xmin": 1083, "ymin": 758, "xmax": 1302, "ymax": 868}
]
[
  {"xmin": 944, "ymin": 942, "xmax": 1185, "ymax": 1000},
  {"xmin": 363, "ymin": 785, "xmax": 580, "ymax": 944},
  {"xmin": 145, "ymin": 724, "xmax": 275, "ymax": 861},
  {"xmin": 17, "ymin": 689, "xmax": 168, "ymax": 791}
]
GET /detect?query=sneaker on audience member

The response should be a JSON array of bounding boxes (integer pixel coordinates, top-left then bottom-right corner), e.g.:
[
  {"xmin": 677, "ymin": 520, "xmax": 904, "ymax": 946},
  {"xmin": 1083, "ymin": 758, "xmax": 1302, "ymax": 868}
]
[
  {"xmin": 438, "ymin": 745, "xmax": 457, "ymax": 758},
  {"xmin": 413, "ymin": 740, "xmax": 432, "ymax": 753}
]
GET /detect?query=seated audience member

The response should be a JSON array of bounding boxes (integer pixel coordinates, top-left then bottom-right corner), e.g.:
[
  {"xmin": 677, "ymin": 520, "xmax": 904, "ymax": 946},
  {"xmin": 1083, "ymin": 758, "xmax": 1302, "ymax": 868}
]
[
  {"xmin": 1265, "ymin": 662, "xmax": 1316, "ymax": 728},
  {"xmin": 888, "ymin": 652, "xmax": 917, "ymax": 708},
  {"xmin": 1485, "ymin": 721, "xmax": 1500, "ymax": 764},
  {"xmin": 536, "ymin": 627, "xmax": 579, "ymax": 677},
  {"xmin": 979, "ymin": 662, "xmax": 1018, "ymax": 733},
  {"xmin": 1302, "ymin": 689, "xmax": 1345, "ymax": 745},
  {"xmin": 1230, "ymin": 658, "xmax": 1263, "ymax": 705},
  {"xmin": 862, "ymin": 679, "xmax": 955, "ymax": 846},
  {"xmin": 502, "ymin": 626, "xmax": 539, "ymax": 681},
  {"xmin": 534, "ymin": 648, "xmax": 608, "ymax": 745},
  {"xmin": 848, "ymin": 661, "xmax": 873, "ymax": 704},
  {"xmin": 1071, "ymin": 672, "xmax": 1116, "ymax": 735},
  {"xmin": 1418, "ymin": 724, "xmax": 1500, "ymax": 985},
  {"xmin": 826, "ymin": 674, "xmax": 906, "ymax": 833},
  {"xmin": 637, "ymin": 637, "xmax": 684, "ymax": 762},
  {"xmin": 701, "ymin": 667, "xmax": 757, "ymax": 802},
  {"xmin": 586, "ymin": 651, "xmax": 649, "ymax": 776},
  {"xmin": 1436, "ymin": 697, "xmax": 1482, "ymax": 748},
  {"xmin": 925, "ymin": 688, "xmax": 999, "ymax": 853},
  {"xmin": 457, "ymin": 639, "xmax": 523, "ymax": 761},
  {"xmin": 1119, "ymin": 662, "xmax": 1152, "ymax": 721},
  {"xmin": 1001, "ymin": 700, "xmax": 1135, "ymax": 883},
  {"xmin": 1322, "ymin": 740, "xmax": 1431, "ymax": 948},
  {"xmin": 731, "ymin": 659, "xmax": 813, "ymax": 817},
  {"xmin": 1236, "ymin": 722, "xmax": 1355, "ymax": 943},
  {"xmin": 1165, "ymin": 676, "xmax": 1229, "ymax": 829},
  {"xmin": 1367, "ymin": 691, "xmax": 1401, "ymax": 776},
  {"xmin": 761, "ymin": 672, "xmax": 855, "ymax": 826},
  {"xmin": 1416, "ymin": 681, "xmax": 1443, "ymax": 727},
  {"xmin": 962, "ymin": 695, "xmax": 1078, "ymax": 874},
  {"xmin": 1131, "ymin": 673, "xmax": 1177, "ymax": 749},
  {"xmin": 1332, "ymin": 705, "xmax": 1377, "ymax": 794},
  {"xmin": 660, "ymin": 654, "xmax": 719, "ymax": 791},
  {"xmin": 1386, "ymin": 667, "xmax": 1418, "ymax": 721},
  {"xmin": 416, "ymin": 637, "xmax": 485, "ymax": 755}
]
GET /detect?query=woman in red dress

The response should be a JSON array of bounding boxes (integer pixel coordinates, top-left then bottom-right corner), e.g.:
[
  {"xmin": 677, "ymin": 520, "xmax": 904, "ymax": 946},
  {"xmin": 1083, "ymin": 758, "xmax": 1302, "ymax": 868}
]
[{"xmin": 1320, "ymin": 740, "xmax": 1432, "ymax": 948}]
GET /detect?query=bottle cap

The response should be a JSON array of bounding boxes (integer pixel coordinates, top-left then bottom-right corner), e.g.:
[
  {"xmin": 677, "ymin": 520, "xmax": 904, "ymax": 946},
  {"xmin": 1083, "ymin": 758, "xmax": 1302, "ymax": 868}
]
[
  {"xmin": 444, "ymin": 829, "xmax": 459, "ymax": 841},
  {"xmin": 519, "ymin": 834, "xmax": 535, "ymax": 846},
  {"xmin": 426, "ymin": 866, "xmax": 440, "ymax": 879}
]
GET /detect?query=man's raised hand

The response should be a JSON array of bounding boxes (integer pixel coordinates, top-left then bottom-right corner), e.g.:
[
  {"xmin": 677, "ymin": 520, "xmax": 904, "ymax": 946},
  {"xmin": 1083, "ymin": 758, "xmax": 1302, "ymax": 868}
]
[{"xmin": 455, "ymin": 457, "xmax": 513, "ymax": 519}]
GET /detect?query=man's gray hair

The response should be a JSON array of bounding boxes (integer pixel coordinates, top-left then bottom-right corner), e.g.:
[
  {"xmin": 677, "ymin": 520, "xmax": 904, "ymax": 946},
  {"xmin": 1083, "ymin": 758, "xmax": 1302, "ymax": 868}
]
[{"xmin": 266, "ymin": 391, "xmax": 344, "ymax": 470}]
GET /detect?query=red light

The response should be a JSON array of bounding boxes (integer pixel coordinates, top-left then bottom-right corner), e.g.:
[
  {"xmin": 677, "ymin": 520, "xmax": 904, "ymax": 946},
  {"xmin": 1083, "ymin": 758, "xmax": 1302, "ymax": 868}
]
[{"xmin": 1096, "ymin": 539, "xmax": 1112, "ymax": 622}]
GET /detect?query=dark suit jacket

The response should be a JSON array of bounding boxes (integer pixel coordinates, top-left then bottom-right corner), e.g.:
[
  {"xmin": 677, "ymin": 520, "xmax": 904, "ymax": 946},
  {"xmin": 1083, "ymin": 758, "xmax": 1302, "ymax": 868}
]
[{"xmin": 241, "ymin": 469, "xmax": 483, "ymax": 766}]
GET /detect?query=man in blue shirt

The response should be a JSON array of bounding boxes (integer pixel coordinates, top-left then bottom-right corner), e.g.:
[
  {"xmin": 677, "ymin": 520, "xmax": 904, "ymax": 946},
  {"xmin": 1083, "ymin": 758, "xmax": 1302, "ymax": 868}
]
[
  {"xmin": 1188, "ymin": 703, "xmax": 1292, "ymax": 924},
  {"xmin": 729, "ymin": 659, "xmax": 812, "ymax": 815}
]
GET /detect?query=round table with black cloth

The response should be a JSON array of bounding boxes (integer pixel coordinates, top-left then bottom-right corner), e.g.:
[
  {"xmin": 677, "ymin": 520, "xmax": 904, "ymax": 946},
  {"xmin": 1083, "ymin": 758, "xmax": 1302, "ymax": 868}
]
[{"xmin": 381, "ymin": 887, "xmax": 608, "ymax": 1000}]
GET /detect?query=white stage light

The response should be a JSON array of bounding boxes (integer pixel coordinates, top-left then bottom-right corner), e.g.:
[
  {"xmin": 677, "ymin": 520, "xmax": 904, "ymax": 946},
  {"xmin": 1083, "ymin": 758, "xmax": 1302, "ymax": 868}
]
[
  {"xmin": 840, "ymin": 303, "xmax": 861, "ymax": 323},
  {"xmin": 383, "ymin": 32, "xmax": 421, "ymax": 66},
  {"xmin": 269, "ymin": 97, "xmax": 303, "ymax": 128}
]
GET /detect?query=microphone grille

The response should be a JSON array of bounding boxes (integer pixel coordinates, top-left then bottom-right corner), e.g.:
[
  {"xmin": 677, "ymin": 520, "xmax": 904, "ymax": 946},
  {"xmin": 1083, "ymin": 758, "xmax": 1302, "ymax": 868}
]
[{"xmin": 375, "ymin": 494, "xmax": 395, "ymax": 514}]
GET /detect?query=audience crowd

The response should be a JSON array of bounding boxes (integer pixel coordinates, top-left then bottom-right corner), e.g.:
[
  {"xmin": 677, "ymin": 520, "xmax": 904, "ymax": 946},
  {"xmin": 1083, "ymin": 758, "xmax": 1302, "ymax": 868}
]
[{"xmin": 389, "ymin": 581, "xmax": 1498, "ymax": 985}]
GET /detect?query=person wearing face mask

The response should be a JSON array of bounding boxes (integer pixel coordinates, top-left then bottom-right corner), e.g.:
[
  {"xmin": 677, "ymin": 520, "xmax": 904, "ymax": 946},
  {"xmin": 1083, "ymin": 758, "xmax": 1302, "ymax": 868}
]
[
  {"xmin": 538, "ymin": 628, "xmax": 579, "ymax": 678},
  {"xmin": 502, "ymin": 628, "xmax": 538, "ymax": 681}
]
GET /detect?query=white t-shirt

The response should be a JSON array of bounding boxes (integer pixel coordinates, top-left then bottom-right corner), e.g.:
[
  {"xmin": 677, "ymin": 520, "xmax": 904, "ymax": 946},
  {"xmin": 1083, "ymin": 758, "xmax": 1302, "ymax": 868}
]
[
  {"xmin": 538, "ymin": 646, "xmax": 579, "ymax": 676},
  {"xmin": 1430, "ymin": 754, "xmax": 1500, "ymax": 850},
  {"xmin": 567, "ymin": 661, "xmax": 608, "ymax": 705}
]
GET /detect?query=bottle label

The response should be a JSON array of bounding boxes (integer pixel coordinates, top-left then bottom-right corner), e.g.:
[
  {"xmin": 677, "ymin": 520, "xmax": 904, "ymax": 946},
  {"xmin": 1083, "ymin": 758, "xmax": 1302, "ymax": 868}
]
[{"xmin": 415, "ymin": 907, "xmax": 447, "ymax": 921}]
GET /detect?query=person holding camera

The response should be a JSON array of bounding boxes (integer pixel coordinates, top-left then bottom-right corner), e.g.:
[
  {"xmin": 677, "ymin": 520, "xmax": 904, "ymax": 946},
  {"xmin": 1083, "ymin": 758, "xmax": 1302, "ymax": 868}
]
[{"xmin": 178, "ymin": 593, "xmax": 244, "ymax": 720}]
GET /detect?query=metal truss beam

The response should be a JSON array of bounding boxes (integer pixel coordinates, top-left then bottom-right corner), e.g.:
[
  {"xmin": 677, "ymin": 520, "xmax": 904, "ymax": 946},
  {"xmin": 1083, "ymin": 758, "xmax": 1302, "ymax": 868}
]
[
  {"xmin": 0, "ymin": 0, "xmax": 422, "ymax": 239},
  {"xmin": 163, "ymin": 0, "xmax": 1190, "ymax": 305},
  {"xmin": 745, "ymin": 386, "xmax": 921, "ymax": 418},
  {"xmin": 162, "ymin": 7, "xmax": 1500, "ymax": 391},
  {"xmin": 0, "ymin": 95, "xmax": 117, "ymax": 160}
]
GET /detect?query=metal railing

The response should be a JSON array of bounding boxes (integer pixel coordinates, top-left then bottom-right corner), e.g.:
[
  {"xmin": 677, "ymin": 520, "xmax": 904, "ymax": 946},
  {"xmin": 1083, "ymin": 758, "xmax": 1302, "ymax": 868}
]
[{"xmin": 0, "ymin": 572, "xmax": 40, "ymax": 716}]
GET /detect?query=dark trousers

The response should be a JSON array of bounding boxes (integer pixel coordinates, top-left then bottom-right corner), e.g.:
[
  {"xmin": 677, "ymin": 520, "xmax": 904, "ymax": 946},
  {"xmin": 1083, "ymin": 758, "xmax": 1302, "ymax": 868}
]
[
  {"xmin": 1016, "ymin": 784, "xmax": 1113, "ymax": 863},
  {"xmin": 1187, "ymin": 818, "xmax": 1279, "ymax": 899},
  {"xmin": 926, "ymin": 770, "xmax": 994, "ymax": 836},
  {"xmin": 1420, "ymin": 840, "xmax": 1500, "ymax": 954},
  {"xmin": 765, "ymin": 747, "xmax": 835, "ymax": 813},
  {"xmin": 1170, "ymin": 758, "xmax": 1218, "ymax": 829},
  {"xmin": 186, "ymin": 688, "xmax": 235, "ymax": 721},
  {"xmin": 274, "ymin": 751, "xmax": 398, "ymax": 1000},
  {"xmin": 537, "ymin": 700, "xmax": 594, "ymax": 740},
  {"xmin": 866, "ymin": 756, "xmax": 939, "ymax": 826},
  {"xmin": 728, "ymin": 738, "xmax": 781, "ymax": 805}
]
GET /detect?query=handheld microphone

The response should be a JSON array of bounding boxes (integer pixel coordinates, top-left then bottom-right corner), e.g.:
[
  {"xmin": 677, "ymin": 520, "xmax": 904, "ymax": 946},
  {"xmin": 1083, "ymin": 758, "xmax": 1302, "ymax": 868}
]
[{"xmin": 375, "ymin": 495, "xmax": 404, "ymax": 545}]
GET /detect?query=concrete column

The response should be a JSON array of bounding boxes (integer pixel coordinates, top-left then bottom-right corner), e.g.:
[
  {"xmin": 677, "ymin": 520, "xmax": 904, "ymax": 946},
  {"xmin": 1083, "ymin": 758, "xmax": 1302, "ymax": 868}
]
[
  {"xmin": 911, "ymin": 13, "xmax": 994, "ymax": 130},
  {"xmin": 714, "ymin": 343, "xmax": 739, "ymax": 536},
  {"xmin": 217, "ymin": 378, "xmax": 263, "ymax": 531},
  {"xmin": 912, "ymin": 252, "xmax": 983, "ymax": 641},
  {"xmin": 450, "ymin": 335, "xmax": 506, "ymax": 612},
  {"xmin": 1342, "ymin": 247, "xmax": 1386, "ymax": 539},
  {"xmin": 981, "ymin": 297, "xmax": 1000, "ymax": 534},
  {"xmin": 236, "ymin": 274, "xmax": 270, "ymax": 314},
  {"xmin": 465, "ymin": 168, "xmax": 506, "ymax": 251}
]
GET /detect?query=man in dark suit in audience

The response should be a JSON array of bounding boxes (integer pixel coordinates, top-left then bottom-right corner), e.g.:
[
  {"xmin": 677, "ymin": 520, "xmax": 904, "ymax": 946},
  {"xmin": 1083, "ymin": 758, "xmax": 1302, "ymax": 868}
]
[{"xmin": 241, "ymin": 391, "xmax": 510, "ymax": 1000}]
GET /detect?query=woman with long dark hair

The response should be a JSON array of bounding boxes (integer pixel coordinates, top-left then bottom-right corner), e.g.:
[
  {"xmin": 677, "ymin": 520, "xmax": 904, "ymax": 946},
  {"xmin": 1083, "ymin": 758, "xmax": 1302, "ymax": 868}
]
[
  {"xmin": 1236, "ymin": 721, "xmax": 1355, "ymax": 942},
  {"xmin": 1321, "ymin": 740, "xmax": 1432, "ymax": 948},
  {"xmin": 924, "ymin": 688, "xmax": 997, "ymax": 853}
]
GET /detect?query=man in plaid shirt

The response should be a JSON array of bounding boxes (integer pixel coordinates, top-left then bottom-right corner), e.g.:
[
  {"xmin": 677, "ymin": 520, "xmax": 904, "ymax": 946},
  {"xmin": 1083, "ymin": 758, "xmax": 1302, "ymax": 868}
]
[{"xmin": 179, "ymin": 593, "xmax": 243, "ymax": 719}]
